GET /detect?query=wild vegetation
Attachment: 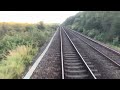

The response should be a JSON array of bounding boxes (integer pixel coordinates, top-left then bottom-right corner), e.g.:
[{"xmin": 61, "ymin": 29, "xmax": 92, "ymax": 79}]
[
  {"xmin": 62, "ymin": 11, "xmax": 120, "ymax": 47},
  {"xmin": 0, "ymin": 22, "xmax": 58, "ymax": 79}
]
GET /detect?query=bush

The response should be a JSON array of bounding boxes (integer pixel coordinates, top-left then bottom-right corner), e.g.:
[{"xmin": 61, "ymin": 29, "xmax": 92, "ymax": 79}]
[
  {"xmin": 0, "ymin": 22, "xmax": 56, "ymax": 78},
  {"xmin": 94, "ymin": 33, "xmax": 105, "ymax": 42},
  {"xmin": 0, "ymin": 27, "xmax": 52, "ymax": 59},
  {"xmin": 87, "ymin": 29, "xmax": 99, "ymax": 38},
  {"xmin": 112, "ymin": 37, "xmax": 119, "ymax": 46},
  {"xmin": 82, "ymin": 28, "xmax": 89, "ymax": 35}
]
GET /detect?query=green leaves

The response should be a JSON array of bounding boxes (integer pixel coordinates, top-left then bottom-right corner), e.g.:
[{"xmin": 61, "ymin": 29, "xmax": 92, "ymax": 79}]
[
  {"xmin": 62, "ymin": 11, "xmax": 120, "ymax": 47},
  {"xmin": 0, "ymin": 22, "xmax": 56, "ymax": 79}
]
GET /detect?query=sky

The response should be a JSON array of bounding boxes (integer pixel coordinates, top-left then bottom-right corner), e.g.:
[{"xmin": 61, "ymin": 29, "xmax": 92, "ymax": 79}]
[{"xmin": 0, "ymin": 11, "xmax": 80, "ymax": 24}]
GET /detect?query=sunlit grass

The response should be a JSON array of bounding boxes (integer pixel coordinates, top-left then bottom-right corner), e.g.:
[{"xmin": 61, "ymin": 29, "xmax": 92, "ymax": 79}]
[
  {"xmin": 0, "ymin": 22, "xmax": 57, "ymax": 79},
  {"xmin": 0, "ymin": 45, "xmax": 37, "ymax": 79}
]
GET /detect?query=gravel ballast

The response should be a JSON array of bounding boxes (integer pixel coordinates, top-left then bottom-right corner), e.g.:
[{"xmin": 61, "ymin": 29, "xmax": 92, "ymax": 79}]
[
  {"xmin": 72, "ymin": 30, "xmax": 120, "ymax": 64},
  {"xmin": 26, "ymin": 27, "xmax": 120, "ymax": 79},
  {"xmin": 31, "ymin": 30, "xmax": 61, "ymax": 79},
  {"xmin": 66, "ymin": 29, "xmax": 120, "ymax": 79}
]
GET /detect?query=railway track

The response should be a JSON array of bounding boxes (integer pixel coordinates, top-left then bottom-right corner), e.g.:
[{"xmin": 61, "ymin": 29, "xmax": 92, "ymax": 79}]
[
  {"xmin": 71, "ymin": 29, "xmax": 120, "ymax": 64},
  {"xmin": 60, "ymin": 27, "xmax": 96, "ymax": 79},
  {"xmin": 23, "ymin": 26, "xmax": 120, "ymax": 79},
  {"xmin": 64, "ymin": 27, "xmax": 120, "ymax": 79}
]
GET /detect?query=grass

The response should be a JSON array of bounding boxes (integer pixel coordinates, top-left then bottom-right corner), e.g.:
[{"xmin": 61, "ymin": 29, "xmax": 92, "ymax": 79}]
[
  {"xmin": 0, "ymin": 45, "xmax": 38, "ymax": 79},
  {"xmin": 0, "ymin": 22, "xmax": 57, "ymax": 79},
  {"xmin": 105, "ymin": 43, "xmax": 120, "ymax": 52}
]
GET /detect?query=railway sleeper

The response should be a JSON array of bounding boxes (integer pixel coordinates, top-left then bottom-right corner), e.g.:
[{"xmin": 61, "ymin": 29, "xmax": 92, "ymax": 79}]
[
  {"xmin": 65, "ymin": 69, "xmax": 87, "ymax": 73},
  {"xmin": 65, "ymin": 65, "xmax": 84, "ymax": 69},
  {"xmin": 64, "ymin": 62, "xmax": 83, "ymax": 66},
  {"xmin": 65, "ymin": 74, "xmax": 90, "ymax": 79}
]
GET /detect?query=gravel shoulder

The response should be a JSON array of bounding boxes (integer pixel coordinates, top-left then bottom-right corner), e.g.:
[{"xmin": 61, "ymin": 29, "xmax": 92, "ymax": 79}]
[
  {"xmin": 30, "ymin": 30, "xmax": 61, "ymax": 79},
  {"xmin": 22, "ymin": 31, "xmax": 56, "ymax": 78}
]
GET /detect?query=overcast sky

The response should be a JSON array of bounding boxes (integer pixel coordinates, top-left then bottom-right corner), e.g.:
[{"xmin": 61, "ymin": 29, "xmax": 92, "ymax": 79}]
[{"xmin": 0, "ymin": 11, "xmax": 80, "ymax": 24}]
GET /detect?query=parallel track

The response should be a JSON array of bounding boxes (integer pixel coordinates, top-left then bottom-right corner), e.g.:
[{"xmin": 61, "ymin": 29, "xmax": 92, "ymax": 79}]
[
  {"xmin": 24, "ymin": 26, "xmax": 120, "ymax": 79},
  {"xmin": 66, "ymin": 28, "xmax": 120, "ymax": 67},
  {"xmin": 63, "ymin": 27, "xmax": 120, "ymax": 79}
]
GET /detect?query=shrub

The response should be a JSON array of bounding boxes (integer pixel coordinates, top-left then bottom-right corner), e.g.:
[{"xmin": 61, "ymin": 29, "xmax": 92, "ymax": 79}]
[
  {"xmin": 112, "ymin": 37, "xmax": 119, "ymax": 46},
  {"xmin": 87, "ymin": 29, "xmax": 99, "ymax": 38},
  {"xmin": 0, "ymin": 22, "xmax": 56, "ymax": 78},
  {"xmin": 82, "ymin": 28, "xmax": 89, "ymax": 35},
  {"xmin": 94, "ymin": 33, "xmax": 105, "ymax": 42}
]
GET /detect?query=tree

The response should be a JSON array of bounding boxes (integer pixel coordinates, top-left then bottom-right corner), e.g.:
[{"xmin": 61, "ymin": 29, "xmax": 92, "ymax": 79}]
[
  {"xmin": 62, "ymin": 11, "xmax": 120, "ymax": 46},
  {"xmin": 37, "ymin": 21, "xmax": 45, "ymax": 30}
]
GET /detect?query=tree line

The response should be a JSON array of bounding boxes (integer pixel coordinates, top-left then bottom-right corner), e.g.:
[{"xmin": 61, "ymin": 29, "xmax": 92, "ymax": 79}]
[{"xmin": 62, "ymin": 11, "xmax": 120, "ymax": 46}]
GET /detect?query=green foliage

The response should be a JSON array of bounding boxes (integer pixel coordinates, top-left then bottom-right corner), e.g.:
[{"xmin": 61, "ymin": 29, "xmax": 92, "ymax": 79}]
[
  {"xmin": 0, "ymin": 22, "xmax": 57, "ymax": 79},
  {"xmin": 62, "ymin": 16, "xmax": 75, "ymax": 26},
  {"xmin": 62, "ymin": 11, "xmax": 120, "ymax": 47},
  {"xmin": 94, "ymin": 33, "xmax": 105, "ymax": 42},
  {"xmin": 87, "ymin": 29, "xmax": 99, "ymax": 38},
  {"xmin": 82, "ymin": 28, "xmax": 89, "ymax": 35},
  {"xmin": 37, "ymin": 21, "xmax": 45, "ymax": 30},
  {"xmin": 0, "ymin": 45, "xmax": 37, "ymax": 79},
  {"xmin": 112, "ymin": 37, "xmax": 120, "ymax": 46}
]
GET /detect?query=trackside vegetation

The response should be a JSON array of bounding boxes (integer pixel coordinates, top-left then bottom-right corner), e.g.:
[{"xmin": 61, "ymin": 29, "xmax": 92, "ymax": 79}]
[
  {"xmin": 0, "ymin": 22, "xmax": 58, "ymax": 79},
  {"xmin": 62, "ymin": 11, "xmax": 120, "ymax": 49}
]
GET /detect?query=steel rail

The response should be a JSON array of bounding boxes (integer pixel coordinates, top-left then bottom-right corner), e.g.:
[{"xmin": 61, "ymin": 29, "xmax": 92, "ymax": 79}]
[
  {"xmin": 62, "ymin": 27, "xmax": 97, "ymax": 79},
  {"xmin": 59, "ymin": 27, "xmax": 65, "ymax": 79},
  {"xmin": 71, "ymin": 29, "xmax": 120, "ymax": 56},
  {"xmin": 69, "ymin": 30, "xmax": 120, "ymax": 67}
]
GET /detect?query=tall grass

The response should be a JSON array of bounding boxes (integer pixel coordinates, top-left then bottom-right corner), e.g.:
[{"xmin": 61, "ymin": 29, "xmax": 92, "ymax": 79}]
[
  {"xmin": 0, "ymin": 22, "xmax": 57, "ymax": 79},
  {"xmin": 0, "ymin": 45, "xmax": 37, "ymax": 79}
]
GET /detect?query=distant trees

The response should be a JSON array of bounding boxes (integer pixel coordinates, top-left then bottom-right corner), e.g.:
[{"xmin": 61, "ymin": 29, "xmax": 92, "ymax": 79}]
[
  {"xmin": 62, "ymin": 11, "xmax": 120, "ymax": 46},
  {"xmin": 62, "ymin": 16, "xmax": 75, "ymax": 27},
  {"xmin": 37, "ymin": 21, "xmax": 45, "ymax": 30}
]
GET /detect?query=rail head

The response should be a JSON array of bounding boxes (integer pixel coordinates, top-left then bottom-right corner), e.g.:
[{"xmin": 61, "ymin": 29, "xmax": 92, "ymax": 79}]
[
  {"xmin": 70, "ymin": 30, "xmax": 120, "ymax": 68},
  {"xmin": 62, "ymin": 27, "xmax": 97, "ymax": 79},
  {"xmin": 59, "ymin": 27, "xmax": 65, "ymax": 79},
  {"xmin": 71, "ymin": 29, "xmax": 120, "ymax": 56}
]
